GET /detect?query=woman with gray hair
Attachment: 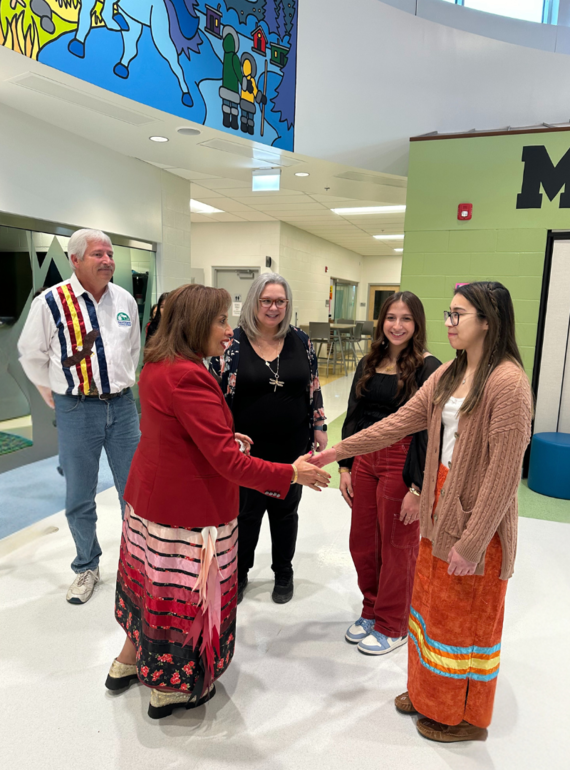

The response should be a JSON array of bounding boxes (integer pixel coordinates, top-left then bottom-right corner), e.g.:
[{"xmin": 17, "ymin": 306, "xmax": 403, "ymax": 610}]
[{"xmin": 213, "ymin": 273, "xmax": 327, "ymax": 604}]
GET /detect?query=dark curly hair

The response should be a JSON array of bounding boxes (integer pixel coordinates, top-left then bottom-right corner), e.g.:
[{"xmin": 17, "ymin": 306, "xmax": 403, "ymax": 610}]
[
  {"xmin": 356, "ymin": 291, "xmax": 427, "ymax": 402},
  {"xmin": 433, "ymin": 281, "xmax": 525, "ymax": 416}
]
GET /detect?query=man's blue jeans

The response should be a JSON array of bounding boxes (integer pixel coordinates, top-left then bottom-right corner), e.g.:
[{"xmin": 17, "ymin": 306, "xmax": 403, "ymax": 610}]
[{"xmin": 53, "ymin": 390, "xmax": 140, "ymax": 573}]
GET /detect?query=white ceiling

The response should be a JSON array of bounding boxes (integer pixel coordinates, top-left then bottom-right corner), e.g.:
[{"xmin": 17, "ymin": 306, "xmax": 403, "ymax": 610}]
[
  {"xmin": 0, "ymin": 46, "xmax": 407, "ymax": 257},
  {"xmin": 188, "ymin": 184, "xmax": 406, "ymax": 256}
]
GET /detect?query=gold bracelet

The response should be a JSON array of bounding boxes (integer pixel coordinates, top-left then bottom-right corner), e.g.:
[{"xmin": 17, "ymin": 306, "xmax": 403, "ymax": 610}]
[
  {"xmin": 408, "ymin": 486, "xmax": 421, "ymax": 497},
  {"xmin": 291, "ymin": 464, "xmax": 298, "ymax": 484},
  {"xmin": 339, "ymin": 467, "xmax": 351, "ymax": 474}
]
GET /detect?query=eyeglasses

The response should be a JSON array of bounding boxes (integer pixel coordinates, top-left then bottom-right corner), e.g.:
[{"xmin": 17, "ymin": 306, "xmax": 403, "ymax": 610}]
[
  {"xmin": 259, "ymin": 299, "xmax": 288, "ymax": 309},
  {"xmin": 443, "ymin": 311, "xmax": 479, "ymax": 326}
]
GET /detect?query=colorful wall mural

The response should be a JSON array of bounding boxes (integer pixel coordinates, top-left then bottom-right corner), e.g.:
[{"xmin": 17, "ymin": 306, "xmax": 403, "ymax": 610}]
[{"xmin": 0, "ymin": 1, "xmax": 298, "ymax": 149}]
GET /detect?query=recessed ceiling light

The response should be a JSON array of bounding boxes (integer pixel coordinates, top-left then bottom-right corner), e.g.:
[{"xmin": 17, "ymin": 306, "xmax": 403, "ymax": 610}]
[
  {"xmin": 295, "ymin": 172, "xmax": 310, "ymax": 177},
  {"xmin": 331, "ymin": 205, "xmax": 406, "ymax": 215},
  {"xmin": 177, "ymin": 127, "xmax": 201, "ymax": 136},
  {"xmin": 373, "ymin": 234, "xmax": 404, "ymax": 240},
  {"xmin": 394, "ymin": 248, "xmax": 404, "ymax": 252},
  {"xmin": 149, "ymin": 136, "xmax": 169, "ymax": 143},
  {"xmin": 190, "ymin": 199, "xmax": 224, "ymax": 214}
]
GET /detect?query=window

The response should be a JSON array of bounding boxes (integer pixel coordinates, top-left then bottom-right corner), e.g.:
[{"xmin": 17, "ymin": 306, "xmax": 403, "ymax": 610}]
[
  {"xmin": 438, "ymin": 0, "xmax": 558, "ymax": 25},
  {"xmin": 464, "ymin": 0, "xmax": 545, "ymax": 23}
]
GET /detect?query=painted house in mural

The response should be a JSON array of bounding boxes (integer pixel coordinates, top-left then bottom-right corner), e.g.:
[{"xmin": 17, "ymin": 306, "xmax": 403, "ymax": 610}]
[
  {"xmin": 205, "ymin": 4, "xmax": 223, "ymax": 38},
  {"xmin": 270, "ymin": 42, "xmax": 290, "ymax": 69},
  {"xmin": 252, "ymin": 26, "xmax": 268, "ymax": 56}
]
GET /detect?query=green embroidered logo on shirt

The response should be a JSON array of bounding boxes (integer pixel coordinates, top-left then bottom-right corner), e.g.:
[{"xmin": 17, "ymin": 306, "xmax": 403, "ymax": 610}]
[{"xmin": 117, "ymin": 312, "xmax": 131, "ymax": 327}]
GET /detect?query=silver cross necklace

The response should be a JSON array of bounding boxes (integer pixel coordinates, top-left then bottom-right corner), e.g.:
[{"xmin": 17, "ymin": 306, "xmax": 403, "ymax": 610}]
[{"xmin": 266, "ymin": 356, "xmax": 284, "ymax": 392}]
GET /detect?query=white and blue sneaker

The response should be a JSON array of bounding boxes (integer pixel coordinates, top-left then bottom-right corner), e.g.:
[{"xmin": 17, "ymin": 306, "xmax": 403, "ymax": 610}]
[
  {"xmin": 357, "ymin": 629, "xmax": 407, "ymax": 656},
  {"xmin": 345, "ymin": 617, "xmax": 376, "ymax": 644}
]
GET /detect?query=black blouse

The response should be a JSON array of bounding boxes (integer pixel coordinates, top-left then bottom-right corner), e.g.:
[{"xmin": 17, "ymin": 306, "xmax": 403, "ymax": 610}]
[
  {"xmin": 232, "ymin": 331, "xmax": 311, "ymax": 464},
  {"xmin": 339, "ymin": 355, "xmax": 441, "ymax": 489}
]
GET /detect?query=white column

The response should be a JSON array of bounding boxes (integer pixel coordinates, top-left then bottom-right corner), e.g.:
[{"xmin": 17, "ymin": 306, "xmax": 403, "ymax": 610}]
[{"xmin": 157, "ymin": 170, "xmax": 192, "ymax": 293}]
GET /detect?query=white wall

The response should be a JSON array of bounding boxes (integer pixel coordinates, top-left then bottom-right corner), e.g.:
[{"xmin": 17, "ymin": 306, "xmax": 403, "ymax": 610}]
[
  {"xmin": 0, "ymin": 104, "xmax": 192, "ymax": 295},
  {"xmin": 191, "ymin": 220, "xmax": 404, "ymax": 324},
  {"xmin": 157, "ymin": 171, "xmax": 193, "ymax": 293},
  {"xmin": 0, "ymin": 104, "xmax": 163, "ymax": 242},
  {"xmin": 359, "ymin": 255, "xmax": 403, "ymax": 317},
  {"xmin": 191, "ymin": 221, "xmax": 281, "ymax": 286},
  {"xmin": 279, "ymin": 223, "xmax": 363, "ymax": 325},
  {"xmin": 296, "ymin": 0, "xmax": 570, "ymax": 176}
]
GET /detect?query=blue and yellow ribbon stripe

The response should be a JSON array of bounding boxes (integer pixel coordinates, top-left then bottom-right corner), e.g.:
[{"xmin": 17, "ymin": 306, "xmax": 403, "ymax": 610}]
[{"xmin": 409, "ymin": 607, "xmax": 501, "ymax": 682}]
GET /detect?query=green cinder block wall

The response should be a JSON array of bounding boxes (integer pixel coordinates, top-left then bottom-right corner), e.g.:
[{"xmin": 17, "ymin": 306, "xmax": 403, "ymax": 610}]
[{"xmin": 401, "ymin": 129, "xmax": 570, "ymax": 378}]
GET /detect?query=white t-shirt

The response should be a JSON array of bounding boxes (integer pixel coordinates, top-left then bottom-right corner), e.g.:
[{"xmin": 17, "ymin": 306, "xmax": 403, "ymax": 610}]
[{"xmin": 441, "ymin": 396, "xmax": 465, "ymax": 469}]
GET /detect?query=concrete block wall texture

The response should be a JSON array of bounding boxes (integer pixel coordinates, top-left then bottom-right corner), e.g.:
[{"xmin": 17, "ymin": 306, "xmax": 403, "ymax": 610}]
[
  {"xmin": 401, "ymin": 128, "xmax": 570, "ymax": 378},
  {"xmin": 279, "ymin": 223, "xmax": 364, "ymax": 325},
  {"xmin": 191, "ymin": 221, "xmax": 403, "ymax": 325},
  {"xmin": 158, "ymin": 171, "xmax": 193, "ymax": 293}
]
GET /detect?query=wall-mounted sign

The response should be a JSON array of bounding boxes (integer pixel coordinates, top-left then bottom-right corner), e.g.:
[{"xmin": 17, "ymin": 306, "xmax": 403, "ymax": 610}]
[
  {"xmin": 232, "ymin": 302, "xmax": 243, "ymax": 316},
  {"xmin": 517, "ymin": 145, "xmax": 570, "ymax": 209}
]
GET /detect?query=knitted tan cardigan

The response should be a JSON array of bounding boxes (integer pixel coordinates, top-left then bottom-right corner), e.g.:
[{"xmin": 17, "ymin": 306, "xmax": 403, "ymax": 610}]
[{"xmin": 336, "ymin": 361, "xmax": 533, "ymax": 579}]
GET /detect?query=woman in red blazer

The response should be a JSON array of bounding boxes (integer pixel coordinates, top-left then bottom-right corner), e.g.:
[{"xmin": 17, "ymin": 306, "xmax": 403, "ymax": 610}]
[{"xmin": 104, "ymin": 284, "xmax": 329, "ymax": 719}]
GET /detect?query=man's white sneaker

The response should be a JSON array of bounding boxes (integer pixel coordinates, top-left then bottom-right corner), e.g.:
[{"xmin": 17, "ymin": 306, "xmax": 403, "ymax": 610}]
[{"xmin": 66, "ymin": 567, "xmax": 100, "ymax": 604}]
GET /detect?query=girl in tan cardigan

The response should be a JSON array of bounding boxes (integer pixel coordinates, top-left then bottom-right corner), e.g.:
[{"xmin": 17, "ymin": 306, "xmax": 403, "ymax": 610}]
[{"xmin": 311, "ymin": 281, "xmax": 532, "ymax": 743}]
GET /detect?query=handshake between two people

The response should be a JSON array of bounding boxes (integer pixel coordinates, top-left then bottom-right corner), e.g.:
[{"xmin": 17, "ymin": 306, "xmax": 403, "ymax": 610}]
[
  {"xmin": 235, "ymin": 433, "xmax": 332, "ymax": 492},
  {"xmin": 295, "ymin": 446, "xmax": 338, "ymax": 492}
]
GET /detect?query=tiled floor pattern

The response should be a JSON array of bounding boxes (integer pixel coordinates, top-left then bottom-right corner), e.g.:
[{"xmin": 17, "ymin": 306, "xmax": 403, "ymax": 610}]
[{"xmin": 0, "ymin": 486, "xmax": 568, "ymax": 769}]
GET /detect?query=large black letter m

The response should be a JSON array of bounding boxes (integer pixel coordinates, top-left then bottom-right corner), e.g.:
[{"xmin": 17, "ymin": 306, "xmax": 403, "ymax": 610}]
[{"xmin": 516, "ymin": 145, "xmax": 570, "ymax": 209}]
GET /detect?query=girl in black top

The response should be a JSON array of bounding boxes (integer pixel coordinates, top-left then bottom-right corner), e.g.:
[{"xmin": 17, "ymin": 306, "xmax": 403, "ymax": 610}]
[{"xmin": 341, "ymin": 292, "xmax": 440, "ymax": 656}]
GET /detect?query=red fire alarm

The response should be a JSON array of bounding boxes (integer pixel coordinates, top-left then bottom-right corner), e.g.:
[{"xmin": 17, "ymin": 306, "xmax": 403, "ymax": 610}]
[
  {"xmin": 325, "ymin": 266, "xmax": 328, "ymax": 273},
  {"xmin": 458, "ymin": 203, "xmax": 473, "ymax": 221}
]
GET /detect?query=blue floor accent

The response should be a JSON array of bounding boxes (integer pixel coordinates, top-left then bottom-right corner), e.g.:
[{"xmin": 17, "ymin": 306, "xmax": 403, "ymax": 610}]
[{"xmin": 0, "ymin": 453, "xmax": 115, "ymax": 539}]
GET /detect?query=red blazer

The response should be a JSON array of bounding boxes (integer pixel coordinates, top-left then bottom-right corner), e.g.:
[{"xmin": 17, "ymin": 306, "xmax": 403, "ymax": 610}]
[{"xmin": 125, "ymin": 359, "xmax": 293, "ymax": 528}]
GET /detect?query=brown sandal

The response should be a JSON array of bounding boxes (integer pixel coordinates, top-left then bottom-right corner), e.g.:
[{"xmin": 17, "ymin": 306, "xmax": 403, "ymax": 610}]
[
  {"xmin": 416, "ymin": 718, "xmax": 487, "ymax": 743},
  {"xmin": 394, "ymin": 691, "xmax": 418, "ymax": 714}
]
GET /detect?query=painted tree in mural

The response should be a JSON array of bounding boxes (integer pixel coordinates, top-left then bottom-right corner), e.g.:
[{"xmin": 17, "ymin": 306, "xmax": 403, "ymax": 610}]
[
  {"xmin": 271, "ymin": 17, "xmax": 296, "ymax": 130},
  {"xmin": 263, "ymin": 0, "xmax": 282, "ymax": 36},
  {"xmin": 224, "ymin": 0, "xmax": 266, "ymax": 25},
  {"xmin": 283, "ymin": 0, "xmax": 296, "ymax": 35}
]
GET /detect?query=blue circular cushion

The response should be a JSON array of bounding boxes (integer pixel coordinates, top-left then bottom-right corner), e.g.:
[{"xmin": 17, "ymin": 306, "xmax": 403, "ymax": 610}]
[{"xmin": 528, "ymin": 432, "xmax": 570, "ymax": 500}]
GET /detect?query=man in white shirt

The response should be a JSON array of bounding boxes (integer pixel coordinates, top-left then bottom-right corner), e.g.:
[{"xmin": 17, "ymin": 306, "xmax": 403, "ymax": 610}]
[{"xmin": 18, "ymin": 229, "xmax": 141, "ymax": 604}]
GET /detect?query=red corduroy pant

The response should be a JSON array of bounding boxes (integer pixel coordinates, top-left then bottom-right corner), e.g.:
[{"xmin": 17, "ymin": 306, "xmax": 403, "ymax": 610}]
[{"xmin": 349, "ymin": 437, "xmax": 420, "ymax": 638}]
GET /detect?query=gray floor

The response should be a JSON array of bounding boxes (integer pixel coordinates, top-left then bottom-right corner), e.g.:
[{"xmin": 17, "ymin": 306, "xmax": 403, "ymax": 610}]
[{"xmin": 1, "ymin": 484, "xmax": 568, "ymax": 769}]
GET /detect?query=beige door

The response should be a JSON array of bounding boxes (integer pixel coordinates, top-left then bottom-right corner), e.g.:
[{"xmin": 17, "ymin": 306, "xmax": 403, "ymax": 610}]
[{"xmin": 368, "ymin": 285, "xmax": 400, "ymax": 327}]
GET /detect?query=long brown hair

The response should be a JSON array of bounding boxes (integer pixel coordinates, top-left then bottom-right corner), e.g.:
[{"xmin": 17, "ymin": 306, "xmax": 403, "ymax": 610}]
[
  {"xmin": 144, "ymin": 284, "xmax": 230, "ymax": 364},
  {"xmin": 433, "ymin": 281, "xmax": 525, "ymax": 415},
  {"xmin": 356, "ymin": 291, "xmax": 427, "ymax": 402}
]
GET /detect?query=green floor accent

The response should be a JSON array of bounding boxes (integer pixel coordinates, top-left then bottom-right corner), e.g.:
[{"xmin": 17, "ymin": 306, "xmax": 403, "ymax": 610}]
[
  {"xmin": 0, "ymin": 432, "xmax": 33, "ymax": 456},
  {"xmin": 326, "ymin": 413, "xmax": 345, "ymax": 490},
  {"xmin": 518, "ymin": 479, "xmax": 570, "ymax": 523},
  {"xmin": 325, "ymin": 414, "xmax": 570, "ymax": 523}
]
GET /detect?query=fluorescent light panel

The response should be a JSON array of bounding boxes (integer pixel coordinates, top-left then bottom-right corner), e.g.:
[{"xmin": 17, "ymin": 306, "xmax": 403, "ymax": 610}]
[
  {"xmin": 252, "ymin": 168, "xmax": 281, "ymax": 192},
  {"xmin": 394, "ymin": 248, "xmax": 404, "ymax": 252},
  {"xmin": 190, "ymin": 199, "xmax": 223, "ymax": 214},
  {"xmin": 373, "ymin": 234, "xmax": 405, "ymax": 240},
  {"xmin": 331, "ymin": 205, "xmax": 406, "ymax": 215}
]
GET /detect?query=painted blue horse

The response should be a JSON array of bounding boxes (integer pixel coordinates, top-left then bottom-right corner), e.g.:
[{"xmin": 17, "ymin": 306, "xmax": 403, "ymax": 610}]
[
  {"xmin": 114, "ymin": 0, "xmax": 201, "ymax": 106},
  {"xmin": 69, "ymin": 1, "xmax": 201, "ymax": 108}
]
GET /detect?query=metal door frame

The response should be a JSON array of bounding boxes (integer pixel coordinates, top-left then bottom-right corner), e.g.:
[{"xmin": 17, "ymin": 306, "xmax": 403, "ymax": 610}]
[{"xmin": 213, "ymin": 266, "xmax": 260, "ymax": 291}]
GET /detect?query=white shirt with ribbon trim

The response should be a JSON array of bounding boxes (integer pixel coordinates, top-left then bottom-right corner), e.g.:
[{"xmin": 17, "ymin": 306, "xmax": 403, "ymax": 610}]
[{"xmin": 18, "ymin": 272, "xmax": 141, "ymax": 397}]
